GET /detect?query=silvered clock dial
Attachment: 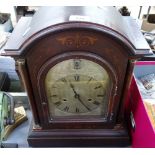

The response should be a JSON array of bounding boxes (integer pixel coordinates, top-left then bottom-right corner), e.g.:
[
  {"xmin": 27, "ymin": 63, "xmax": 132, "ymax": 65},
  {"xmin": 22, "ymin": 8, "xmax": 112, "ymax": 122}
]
[{"xmin": 45, "ymin": 59, "xmax": 111, "ymax": 118}]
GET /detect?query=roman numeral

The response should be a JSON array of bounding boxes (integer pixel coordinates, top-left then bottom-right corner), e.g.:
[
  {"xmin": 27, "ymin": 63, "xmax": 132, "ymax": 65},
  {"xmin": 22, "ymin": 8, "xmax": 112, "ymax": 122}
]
[
  {"xmin": 74, "ymin": 74, "xmax": 80, "ymax": 81},
  {"xmin": 54, "ymin": 101, "xmax": 61, "ymax": 106},
  {"xmin": 87, "ymin": 77, "xmax": 93, "ymax": 83},
  {"xmin": 94, "ymin": 85, "xmax": 102, "ymax": 89},
  {"xmin": 75, "ymin": 108, "xmax": 80, "ymax": 113},
  {"xmin": 61, "ymin": 78, "xmax": 67, "ymax": 83},
  {"xmin": 63, "ymin": 106, "xmax": 69, "ymax": 111},
  {"xmin": 97, "ymin": 94, "xmax": 104, "ymax": 97},
  {"xmin": 51, "ymin": 95, "xmax": 57, "ymax": 97},
  {"xmin": 93, "ymin": 101, "xmax": 100, "ymax": 105}
]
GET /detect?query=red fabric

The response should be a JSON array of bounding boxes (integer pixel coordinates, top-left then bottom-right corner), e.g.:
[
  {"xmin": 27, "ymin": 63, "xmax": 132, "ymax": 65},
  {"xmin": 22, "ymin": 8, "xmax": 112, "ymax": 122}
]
[{"xmin": 129, "ymin": 76, "xmax": 155, "ymax": 148}]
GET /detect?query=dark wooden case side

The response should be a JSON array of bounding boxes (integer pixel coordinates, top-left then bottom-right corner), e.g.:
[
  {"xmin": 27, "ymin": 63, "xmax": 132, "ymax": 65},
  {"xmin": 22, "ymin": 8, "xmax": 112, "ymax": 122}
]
[
  {"xmin": 15, "ymin": 59, "xmax": 40, "ymax": 125},
  {"xmin": 117, "ymin": 59, "xmax": 137, "ymax": 123}
]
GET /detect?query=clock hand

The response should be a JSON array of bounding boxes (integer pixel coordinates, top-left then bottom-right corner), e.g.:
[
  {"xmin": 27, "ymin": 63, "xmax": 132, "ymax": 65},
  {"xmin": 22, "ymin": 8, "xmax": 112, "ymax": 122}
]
[
  {"xmin": 69, "ymin": 82, "xmax": 91, "ymax": 111},
  {"xmin": 76, "ymin": 95, "xmax": 91, "ymax": 111},
  {"xmin": 69, "ymin": 83, "xmax": 78, "ymax": 97}
]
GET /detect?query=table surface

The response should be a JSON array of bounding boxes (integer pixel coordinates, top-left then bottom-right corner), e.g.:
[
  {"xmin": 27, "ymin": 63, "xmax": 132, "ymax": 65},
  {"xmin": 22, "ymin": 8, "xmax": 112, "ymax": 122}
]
[{"xmin": 4, "ymin": 110, "xmax": 32, "ymax": 148}]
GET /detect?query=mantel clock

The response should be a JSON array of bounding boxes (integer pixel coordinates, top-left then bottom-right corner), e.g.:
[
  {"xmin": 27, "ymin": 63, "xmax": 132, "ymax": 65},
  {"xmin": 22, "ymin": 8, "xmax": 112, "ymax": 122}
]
[{"xmin": 2, "ymin": 7, "xmax": 152, "ymax": 147}]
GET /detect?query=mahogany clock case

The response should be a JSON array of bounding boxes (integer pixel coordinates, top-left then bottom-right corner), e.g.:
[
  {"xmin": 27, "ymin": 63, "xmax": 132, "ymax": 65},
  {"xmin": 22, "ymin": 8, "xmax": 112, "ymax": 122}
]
[{"xmin": 2, "ymin": 7, "xmax": 151, "ymax": 147}]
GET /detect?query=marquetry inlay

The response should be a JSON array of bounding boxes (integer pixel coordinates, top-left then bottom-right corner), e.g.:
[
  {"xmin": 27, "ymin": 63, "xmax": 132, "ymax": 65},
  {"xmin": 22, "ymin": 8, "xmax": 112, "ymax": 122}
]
[{"xmin": 56, "ymin": 33, "xmax": 97, "ymax": 48}]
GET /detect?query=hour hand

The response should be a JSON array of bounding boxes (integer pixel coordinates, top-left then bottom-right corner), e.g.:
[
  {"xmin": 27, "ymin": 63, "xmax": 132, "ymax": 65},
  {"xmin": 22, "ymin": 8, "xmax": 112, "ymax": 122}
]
[
  {"xmin": 69, "ymin": 82, "xmax": 74, "ymax": 89},
  {"xmin": 69, "ymin": 82, "xmax": 76, "ymax": 93}
]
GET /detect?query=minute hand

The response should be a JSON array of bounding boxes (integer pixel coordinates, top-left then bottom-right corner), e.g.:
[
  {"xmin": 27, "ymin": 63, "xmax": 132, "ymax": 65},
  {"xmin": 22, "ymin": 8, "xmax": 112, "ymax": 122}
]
[
  {"xmin": 77, "ymin": 95, "xmax": 91, "ymax": 111},
  {"xmin": 69, "ymin": 83, "xmax": 91, "ymax": 111}
]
